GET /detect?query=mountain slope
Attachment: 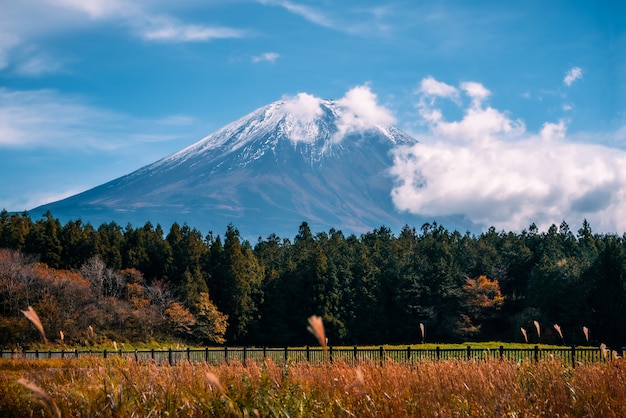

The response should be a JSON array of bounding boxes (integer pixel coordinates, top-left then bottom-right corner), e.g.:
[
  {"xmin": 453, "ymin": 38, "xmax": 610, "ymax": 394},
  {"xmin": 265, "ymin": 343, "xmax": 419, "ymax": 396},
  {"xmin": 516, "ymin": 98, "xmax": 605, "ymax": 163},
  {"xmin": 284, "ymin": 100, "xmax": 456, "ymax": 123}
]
[{"xmin": 31, "ymin": 97, "xmax": 471, "ymax": 238}]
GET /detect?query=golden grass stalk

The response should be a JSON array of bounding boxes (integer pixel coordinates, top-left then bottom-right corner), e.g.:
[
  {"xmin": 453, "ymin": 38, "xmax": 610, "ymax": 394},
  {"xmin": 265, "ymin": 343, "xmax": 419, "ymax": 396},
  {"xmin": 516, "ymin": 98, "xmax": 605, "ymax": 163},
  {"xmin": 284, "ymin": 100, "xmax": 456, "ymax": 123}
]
[
  {"xmin": 17, "ymin": 378, "xmax": 61, "ymax": 418},
  {"xmin": 307, "ymin": 315, "xmax": 327, "ymax": 350},
  {"xmin": 520, "ymin": 327, "xmax": 528, "ymax": 343},
  {"xmin": 21, "ymin": 306, "xmax": 47, "ymax": 344},
  {"xmin": 582, "ymin": 326, "xmax": 589, "ymax": 343},
  {"xmin": 533, "ymin": 320, "xmax": 541, "ymax": 340},
  {"xmin": 113, "ymin": 341, "xmax": 118, "ymax": 352}
]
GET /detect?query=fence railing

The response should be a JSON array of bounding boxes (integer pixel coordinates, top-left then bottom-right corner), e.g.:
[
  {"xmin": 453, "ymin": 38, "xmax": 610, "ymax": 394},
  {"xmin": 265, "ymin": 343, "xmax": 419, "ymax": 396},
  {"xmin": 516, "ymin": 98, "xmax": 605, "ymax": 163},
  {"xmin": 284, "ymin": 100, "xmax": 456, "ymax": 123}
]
[{"xmin": 1, "ymin": 345, "xmax": 618, "ymax": 367}]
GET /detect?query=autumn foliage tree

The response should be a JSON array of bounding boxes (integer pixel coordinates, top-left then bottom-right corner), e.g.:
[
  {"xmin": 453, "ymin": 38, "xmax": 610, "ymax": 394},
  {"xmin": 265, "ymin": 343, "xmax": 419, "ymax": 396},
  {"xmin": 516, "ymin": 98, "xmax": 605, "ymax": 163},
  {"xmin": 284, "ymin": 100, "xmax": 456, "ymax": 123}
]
[{"xmin": 459, "ymin": 275, "xmax": 504, "ymax": 339}]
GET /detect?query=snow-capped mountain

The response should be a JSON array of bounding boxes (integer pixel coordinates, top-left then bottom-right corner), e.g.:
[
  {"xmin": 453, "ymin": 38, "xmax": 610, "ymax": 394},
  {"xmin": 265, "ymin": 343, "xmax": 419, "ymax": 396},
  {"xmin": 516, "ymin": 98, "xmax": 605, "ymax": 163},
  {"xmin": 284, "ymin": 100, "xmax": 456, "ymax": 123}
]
[{"xmin": 30, "ymin": 96, "xmax": 471, "ymax": 239}]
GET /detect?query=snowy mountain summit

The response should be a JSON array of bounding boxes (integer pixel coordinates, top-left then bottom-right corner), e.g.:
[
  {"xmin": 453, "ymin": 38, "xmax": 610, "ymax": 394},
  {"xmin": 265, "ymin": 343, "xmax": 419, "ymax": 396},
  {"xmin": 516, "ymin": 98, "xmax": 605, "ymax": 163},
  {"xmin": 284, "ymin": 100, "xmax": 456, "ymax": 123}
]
[{"xmin": 32, "ymin": 92, "xmax": 465, "ymax": 239}]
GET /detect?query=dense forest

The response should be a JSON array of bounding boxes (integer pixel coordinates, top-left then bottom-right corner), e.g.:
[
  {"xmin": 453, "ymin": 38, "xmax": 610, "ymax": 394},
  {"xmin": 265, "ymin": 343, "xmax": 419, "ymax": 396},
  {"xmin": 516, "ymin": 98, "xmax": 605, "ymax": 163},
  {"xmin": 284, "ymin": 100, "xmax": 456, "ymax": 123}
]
[{"xmin": 1, "ymin": 209, "xmax": 626, "ymax": 349}]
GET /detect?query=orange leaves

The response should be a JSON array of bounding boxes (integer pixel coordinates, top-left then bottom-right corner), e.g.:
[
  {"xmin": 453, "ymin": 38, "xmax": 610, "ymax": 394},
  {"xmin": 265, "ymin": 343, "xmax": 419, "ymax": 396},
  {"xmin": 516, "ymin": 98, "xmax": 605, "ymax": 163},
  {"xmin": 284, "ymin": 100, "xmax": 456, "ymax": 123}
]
[{"xmin": 463, "ymin": 275, "xmax": 504, "ymax": 311}]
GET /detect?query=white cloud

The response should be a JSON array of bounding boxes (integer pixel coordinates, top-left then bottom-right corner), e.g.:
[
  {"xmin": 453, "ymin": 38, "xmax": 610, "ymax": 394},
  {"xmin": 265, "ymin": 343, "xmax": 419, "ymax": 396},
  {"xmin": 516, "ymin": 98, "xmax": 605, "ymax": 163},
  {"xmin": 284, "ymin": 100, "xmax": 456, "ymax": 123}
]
[
  {"xmin": 282, "ymin": 92, "xmax": 323, "ymax": 143},
  {"xmin": 564, "ymin": 66, "xmax": 583, "ymax": 86},
  {"xmin": 252, "ymin": 52, "xmax": 280, "ymax": 63},
  {"xmin": 279, "ymin": 87, "xmax": 395, "ymax": 143},
  {"xmin": 418, "ymin": 76, "xmax": 459, "ymax": 100},
  {"xmin": 334, "ymin": 85, "xmax": 396, "ymax": 141},
  {"xmin": 390, "ymin": 76, "xmax": 626, "ymax": 233},
  {"xmin": 460, "ymin": 81, "xmax": 491, "ymax": 108}
]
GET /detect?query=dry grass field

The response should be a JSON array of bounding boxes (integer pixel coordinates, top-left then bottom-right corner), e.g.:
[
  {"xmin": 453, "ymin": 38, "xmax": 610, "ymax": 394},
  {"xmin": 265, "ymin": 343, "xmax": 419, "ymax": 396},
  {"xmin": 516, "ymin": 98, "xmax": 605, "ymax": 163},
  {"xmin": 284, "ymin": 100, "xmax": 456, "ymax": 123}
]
[{"xmin": 2, "ymin": 355, "xmax": 626, "ymax": 417}]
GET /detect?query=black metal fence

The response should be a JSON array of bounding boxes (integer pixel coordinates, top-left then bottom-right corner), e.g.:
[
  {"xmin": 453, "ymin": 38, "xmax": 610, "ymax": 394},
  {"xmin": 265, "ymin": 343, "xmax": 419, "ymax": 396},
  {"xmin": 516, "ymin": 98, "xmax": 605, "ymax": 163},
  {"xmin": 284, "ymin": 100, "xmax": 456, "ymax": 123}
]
[{"xmin": 0, "ymin": 345, "xmax": 618, "ymax": 368}]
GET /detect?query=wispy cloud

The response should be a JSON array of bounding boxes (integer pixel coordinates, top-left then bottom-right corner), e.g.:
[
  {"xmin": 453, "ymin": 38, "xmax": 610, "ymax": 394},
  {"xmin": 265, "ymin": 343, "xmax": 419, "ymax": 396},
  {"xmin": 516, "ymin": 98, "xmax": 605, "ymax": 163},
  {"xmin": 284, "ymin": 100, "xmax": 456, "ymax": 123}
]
[
  {"xmin": 141, "ymin": 19, "xmax": 247, "ymax": 42},
  {"xmin": 391, "ymin": 76, "xmax": 626, "ymax": 233},
  {"xmin": 259, "ymin": 0, "xmax": 334, "ymax": 28},
  {"xmin": 0, "ymin": 87, "xmax": 194, "ymax": 149},
  {"xmin": 257, "ymin": 0, "xmax": 395, "ymax": 36},
  {"xmin": 0, "ymin": 0, "xmax": 248, "ymax": 74},
  {"xmin": 252, "ymin": 52, "xmax": 280, "ymax": 63},
  {"xmin": 564, "ymin": 66, "xmax": 583, "ymax": 86}
]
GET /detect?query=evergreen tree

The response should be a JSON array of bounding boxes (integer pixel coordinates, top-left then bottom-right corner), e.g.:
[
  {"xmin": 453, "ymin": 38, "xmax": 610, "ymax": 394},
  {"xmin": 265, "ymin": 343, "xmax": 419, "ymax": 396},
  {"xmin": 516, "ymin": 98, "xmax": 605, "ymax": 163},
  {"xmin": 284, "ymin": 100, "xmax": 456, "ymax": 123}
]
[
  {"xmin": 25, "ymin": 211, "xmax": 62, "ymax": 268},
  {"xmin": 214, "ymin": 224, "xmax": 263, "ymax": 343},
  {"xmin": 587, "ymin": 236, "xmax": 626, "ymax": 348}
]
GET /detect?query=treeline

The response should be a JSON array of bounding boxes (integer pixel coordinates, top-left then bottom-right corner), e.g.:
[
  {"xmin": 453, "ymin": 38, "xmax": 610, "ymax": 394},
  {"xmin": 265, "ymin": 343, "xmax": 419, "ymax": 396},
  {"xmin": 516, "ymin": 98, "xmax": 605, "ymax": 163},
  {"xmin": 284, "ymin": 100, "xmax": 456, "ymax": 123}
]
[{"xmin": 1, "ymin": 209, "xmax": 626, "ymax": 349}]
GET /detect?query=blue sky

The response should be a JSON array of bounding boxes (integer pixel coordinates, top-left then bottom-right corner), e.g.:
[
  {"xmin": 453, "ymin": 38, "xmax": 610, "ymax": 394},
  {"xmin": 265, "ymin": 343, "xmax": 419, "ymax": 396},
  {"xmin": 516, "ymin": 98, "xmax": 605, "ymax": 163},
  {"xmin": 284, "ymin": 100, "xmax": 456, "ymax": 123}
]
[{"xmin": 1, "ymin": 0, "xmax": 625, "ymax": 232}]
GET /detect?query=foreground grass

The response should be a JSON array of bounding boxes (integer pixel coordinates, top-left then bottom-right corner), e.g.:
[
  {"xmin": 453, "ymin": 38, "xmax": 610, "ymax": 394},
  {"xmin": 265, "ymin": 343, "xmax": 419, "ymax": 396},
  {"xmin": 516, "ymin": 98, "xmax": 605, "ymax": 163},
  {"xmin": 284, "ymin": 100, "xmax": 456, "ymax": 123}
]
[{"xmin": 2, "ymin": 356, "xmax": 625, "ymax": 417}]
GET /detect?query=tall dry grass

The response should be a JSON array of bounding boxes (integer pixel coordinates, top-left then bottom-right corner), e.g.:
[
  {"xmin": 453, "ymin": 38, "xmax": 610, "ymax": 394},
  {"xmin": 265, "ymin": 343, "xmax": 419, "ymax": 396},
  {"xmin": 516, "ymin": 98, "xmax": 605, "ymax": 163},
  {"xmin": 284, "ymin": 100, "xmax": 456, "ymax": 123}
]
[{"xmin": 2, "ymin": 355, "xmax": 626, "ymax": 417}]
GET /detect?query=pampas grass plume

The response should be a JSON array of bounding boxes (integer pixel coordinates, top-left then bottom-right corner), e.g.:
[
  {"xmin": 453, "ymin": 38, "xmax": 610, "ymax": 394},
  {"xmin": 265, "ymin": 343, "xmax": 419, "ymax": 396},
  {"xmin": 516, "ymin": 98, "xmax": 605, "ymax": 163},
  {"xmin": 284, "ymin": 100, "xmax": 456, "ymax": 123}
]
[
  {"xmin": 206, "ymin": 371, "xmax": 225, "ymax": 395},
  {"xmin": 533, "ymin": 320, "xmax": 541, "ymax": 340},
  {"xmin": 17, "ymin": 378, "xmax": 61, "ymax": 418},
  {"xmin": 520, "ymin": 327, "xmax": 528, "ymax": 343},
  {"xmin": 583, "ymin": 326, "xmax": 589, "ymax": 343},
  {"xmin": 600, "ymin": 343, "xmax": 608, "ymax": 359},
  {"xmin": 553, "ymin": 324, "xmax": 563, "ymax": 342},
  {"xmin": 420, "ymin": 323, "xmax": 425, "ymax": 343},
  {"xmin": 21, "ymin": 306, "xmax": 47, "ymax": 344},
  {"xmin": 307, "ymin": 315, "xmax": 327, "ymax": 350}
]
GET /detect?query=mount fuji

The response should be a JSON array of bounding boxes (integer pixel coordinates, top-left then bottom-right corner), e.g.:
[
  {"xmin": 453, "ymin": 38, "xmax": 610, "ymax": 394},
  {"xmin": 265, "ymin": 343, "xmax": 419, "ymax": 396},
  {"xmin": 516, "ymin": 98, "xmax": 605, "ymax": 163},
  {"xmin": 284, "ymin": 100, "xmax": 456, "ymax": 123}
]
[{"xmin": 31, "ymin": 94, "xmax": 473, "ymax": 239}]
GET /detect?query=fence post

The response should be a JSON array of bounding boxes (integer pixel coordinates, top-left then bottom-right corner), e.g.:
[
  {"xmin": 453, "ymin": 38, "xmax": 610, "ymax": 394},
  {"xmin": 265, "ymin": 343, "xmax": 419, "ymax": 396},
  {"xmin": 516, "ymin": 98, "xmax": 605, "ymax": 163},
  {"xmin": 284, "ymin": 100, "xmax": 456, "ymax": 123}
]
[
  {"xmin": 466, "ymin": 346, "xmax": 471, "ymax": 361},
  {"xmin": 571, "ymin": 345, "xmax": 576, "ymax": 368},
  {"xmin": 168, "ymin": 348, "xmax": 173, "ymax": 366},
  {"xmin": 329, "ymin": 346, "xmax": 333, "ymax": 364},
  {"xmin": 379, "ymin": 346, "xmax": 384, "ymax": 366},
  {"xmin": 0, "ymin": 349, "xmax": 2, "ymax": 359},
  {"xmin": 187, "ymin": 347, "xmax": 190, "ymax": 362},
  {"xmin": 35, "ymin": 349, "xmax": 39, "ymax": 359},
  {"xmin": 407, "ymin": 346, "xmax": 411, "ymax": 363},
  {"xmin": 499, "ymin": 345, "xmax": 504, "ymax": 360},
  {"xmin": 151, "ymin": 348, "xmax": 154, "ymax": 361},
  {"xmin": 534, "ymin": 345, "xmax": 539, "ymax": 363},
  {"xmin": 306, "ymin": 345, "xmax": 310, "ymax": 362},
  {"xmin": 225, "ymin": 346, "xmax": 229, "ymax": 365},
  {"xmin": 205, "ymin": 347, "xmax": 209, "ymax": 363},
  {"xmin": 75, "ymin": 349, "xmax": 79, "ymax": 358},
  {"xmin": 436, "ymin": 346, "xmax": 440, "ymax": 361},
  {"xmin": 134, "ymin": 349, "xmax": 138, "ymax": 362},
  {"xmin": 284, "ymin": 346, "xmax": 288, "ymax": 363},
  {"xmin": 61, "ymin": 349, "xmax": 65, "ymax": 359},
  {"xmin": 263, "ymin": 346, "xmax": 266, "ymax": 359},
  {"xmin": 103, "ymin": 349, "xmax": 107, "ymax": 359},
  {"xmin": 243, "ymin": 346, "xmax": 247, "ymax": 366}
]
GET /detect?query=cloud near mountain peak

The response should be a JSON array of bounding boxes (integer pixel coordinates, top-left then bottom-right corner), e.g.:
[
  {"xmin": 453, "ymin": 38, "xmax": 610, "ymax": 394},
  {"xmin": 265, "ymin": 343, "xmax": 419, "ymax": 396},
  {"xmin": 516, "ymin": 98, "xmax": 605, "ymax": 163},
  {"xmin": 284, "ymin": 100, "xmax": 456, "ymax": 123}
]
[
  {"xmin": 390, "ymin": 77, "xmax": 626, "ymax": 233},
  {"xmin": 281, "ymin": 85, "xmax": 396, "ymax": 143}
]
